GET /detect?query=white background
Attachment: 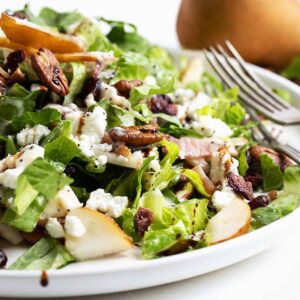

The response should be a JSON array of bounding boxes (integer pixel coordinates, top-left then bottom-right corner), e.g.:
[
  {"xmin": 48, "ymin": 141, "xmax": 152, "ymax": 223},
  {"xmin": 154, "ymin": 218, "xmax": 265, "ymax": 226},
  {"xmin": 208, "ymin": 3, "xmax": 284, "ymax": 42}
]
[{"xmin": 0, "ymin": 1, "xmax": 300, "ymax": 299}]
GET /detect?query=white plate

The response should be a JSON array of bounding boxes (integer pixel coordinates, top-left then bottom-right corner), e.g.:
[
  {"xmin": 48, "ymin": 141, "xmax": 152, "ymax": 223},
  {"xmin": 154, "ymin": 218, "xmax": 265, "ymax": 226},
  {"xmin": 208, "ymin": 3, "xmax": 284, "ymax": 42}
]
[{"xmin": 0, "ymin": 50, "xmax": 300, "ymax": 298}]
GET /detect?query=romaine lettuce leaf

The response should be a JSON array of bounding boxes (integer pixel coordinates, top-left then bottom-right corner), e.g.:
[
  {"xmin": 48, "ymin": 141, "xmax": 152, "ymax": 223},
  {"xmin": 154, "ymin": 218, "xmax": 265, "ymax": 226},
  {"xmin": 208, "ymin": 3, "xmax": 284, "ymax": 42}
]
[
  {"xmin": 41, "ymin": 120, "xmax": 72, "ymax": 146},
  {"xmin": 260, "ymin": 154, "xmax": 283, "ymax": 192},
  {"xmin": 63, "ymin": 63, "xmax": 87, "ymax": 105},
  {"xmin": 182, "ymin": 169, "xmax": 210, "ymax": 197},
  {"xmin": 0, "ymin": 135, "xmax": 17, "ymax": 155},
  {"xmin": 8, "ymin": 108, "xmax": 61, "ymax": 134},
  {"xmin": 1, "ymin": 195, "xmax": 47, "ymax": 232},
  {"xmin": 9, "ymin": 237, "xmax": 74, "ymax": 270},
  {"xmin": 283, "ymin": 166, "xmax": 300, "ymax": 194},
  {"xmin": 45, "ymin": 136, "xmax": 81, "ymax": 164}
]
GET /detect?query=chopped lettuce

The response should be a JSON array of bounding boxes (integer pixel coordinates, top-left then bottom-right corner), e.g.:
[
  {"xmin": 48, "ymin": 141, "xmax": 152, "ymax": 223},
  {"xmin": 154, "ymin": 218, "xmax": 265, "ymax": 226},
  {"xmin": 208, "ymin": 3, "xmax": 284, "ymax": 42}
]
[
  {"xmin": 9, "ymin": 237, "xmax": 74, "ymax": 270},
  {"xmin": 238, "ymin": 145, "xmax": 250, "ymax": 176},
  {"xmin": 281, "ymin": 57, "xmax": 300, "ymax": 80},
  {"xmin": 283, "ymin": 166, "xmax": 300, "ymax": 194},
  {"xmin": 182, "ymin": 169, "xmax": 210, "ymax": 197},
  {"xmin": 8, "ymin": 108, "xmax": 61, "ymax": 134},
  {"xmin": 260, "ymin": 154, "xmax": 283, "ymax": 192},
  {"xmin": 45, "ymin": 136, "xmax": 80, "ymax": 164},
  {"xmin": 63, "ymin": 63, "xmax": 87, "ymax": 105}
]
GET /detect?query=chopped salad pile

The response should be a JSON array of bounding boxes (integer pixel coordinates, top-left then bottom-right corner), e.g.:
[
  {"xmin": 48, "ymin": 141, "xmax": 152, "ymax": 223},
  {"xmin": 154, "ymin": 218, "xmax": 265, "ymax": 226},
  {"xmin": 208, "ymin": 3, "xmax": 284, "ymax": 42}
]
[{"xmin": 0, "ymin": 6, "xmax": 298, "ymax": 270}]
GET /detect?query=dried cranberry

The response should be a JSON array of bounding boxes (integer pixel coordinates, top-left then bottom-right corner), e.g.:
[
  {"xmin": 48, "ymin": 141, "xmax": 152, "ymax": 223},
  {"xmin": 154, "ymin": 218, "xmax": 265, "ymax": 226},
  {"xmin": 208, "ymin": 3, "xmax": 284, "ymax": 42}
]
[
  {"xmin": 5, "ymin": 49, "xmax": 26, "ymax": 72},
  {"xmin": 134, "ymin": 207, "xmax": 154, "ymax": 237},
  {"xmin": 227, "ymin": 172, "xmax": 254, "ymax": 201},
  {"xmin": 249, "ymin": 195, "xmax": 270, "ymax": 210},
  {"xmin": 149, "ymin": 94, "xmax": 178, "ymax": 116},
  {"xmin": 244, "ymin": 172, "xmax": 263, "ymax": 189},
  {"xmin": 0, "ymin": 249, "xmax": 7, "ymax": 268}
]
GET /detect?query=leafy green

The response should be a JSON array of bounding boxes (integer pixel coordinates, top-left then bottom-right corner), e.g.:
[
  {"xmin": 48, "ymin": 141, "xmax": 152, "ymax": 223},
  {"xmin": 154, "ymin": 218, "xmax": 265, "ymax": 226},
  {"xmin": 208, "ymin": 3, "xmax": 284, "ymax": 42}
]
[
  {"xmin": 260, "ymin": 154, "xmax": 283, "ymax": 192},
  {"xmin": 283, "ymin": 166, "xmax": 300, "ymax": 194},
  {"xmin": 140, "ymin": 189, "xmax": 165, "ymax": 222},
  {"xmin": 223, "ymin": 103, "xmax": 246, "ymax": 125},
  {"xmin": 41, "ymin": 120, "xmax": 72, "ymax": 146},
  {"xmin": 1, "ymin": 195, "xmax": 47, "ymax": 232},
  {"xmin": 281, "ymin": 57, "xmax": 300, "ymax": 80},
  {"xmin": 0, "ymin": 135, "xmax": 17, "ymax": 155},
  {"xmin": 251, "ymin": 194, "xmax": 300, "ymax": 229},
  {"xmin": 45, "ymin": 136, "xmax": 80, "ymax": 164},
  {"xmin": 160, "ymin": 124, "xmax": 203, "ymax": 139},
  {"xmin": 182, "ymin": 169, "xmax": 210, "ymax": 197},
  {"xmin": 110, "ymin": 156, "xmax": 154, "ymax": 204},
  {"xmin": 9, "ymin": 237, "xmax": 74, "ymax": 270},
  {"xmin": 238, "ymin": 146, "xmax": 250, "ymax": 176},
  {"xmin": 63, "ymin": 63, "xmax": 87, "ymax": 105},
  {"xmin": 121, "ymin": 208, "xmax": 139, "ymax": 242},
  {"xmin": 103, "ymin": 18, "xmax": 150, "ymax": 54},
  {"xmin": 8, "ymin": 108, "xmax": 61, "ymax": 134},
  {"xmin": 10, "ymin": 158, "xmax": 72, "ymax": 215}
]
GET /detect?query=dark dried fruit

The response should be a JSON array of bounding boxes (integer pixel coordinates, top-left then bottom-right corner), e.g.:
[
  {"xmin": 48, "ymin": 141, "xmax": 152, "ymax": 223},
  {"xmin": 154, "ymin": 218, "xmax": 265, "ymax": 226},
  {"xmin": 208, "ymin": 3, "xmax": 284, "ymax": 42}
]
[
  {"xmin": 134, "ymin": 207, "xmax": 154, "ymax": 237},
  {"xmin": 84, "ymin": 60, "xmax": 102, "ymax": 100},
  {"xmin": 113, "ymin": 80, "xmax": 143, "ymax": 98},
  {"xmin": 5, "ymin": 49, "xmax": 26, "ymax": 72},
  {"xmin": 21, "ymin": 229, "xmax": 44, "ymax": 244},
  {"xmin": 0, "ymin": 249, "xmax": 7, "ymax": 268},
  {"xmin": 7, "ymin": 10, "xmax": 28, "ymax": 20},
  {"xmin": 227, "ymin": 172, "xmax": 254, "ymax": 201},
  {"xmin": 149, "ymin": 94, "xmax": 178, "ymax": 116},
  {"xmin": 109, "ymin": 124, "xmax": 167, "ymax": 147},
  {"xmin": 31, "ymin": 48, "xmax": 68, "ymax": 96},
  {"xmin": 244, "ymin": 172, "xmax": 263, "ymax": 189},
  {"xmin": 64, "ymin": 165, "xmax": 76, "ymax": 178},
  {"xmin": 249, "ymin": 195, "xmax": 270, "ymax": 210}
]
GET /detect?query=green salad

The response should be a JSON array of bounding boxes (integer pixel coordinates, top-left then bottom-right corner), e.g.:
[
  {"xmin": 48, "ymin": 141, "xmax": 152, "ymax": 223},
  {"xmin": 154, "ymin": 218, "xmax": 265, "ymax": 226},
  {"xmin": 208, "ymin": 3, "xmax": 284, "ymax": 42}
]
[{"xmin": 0, "ymin": 6, "xmax": 298, "ymax": 271}]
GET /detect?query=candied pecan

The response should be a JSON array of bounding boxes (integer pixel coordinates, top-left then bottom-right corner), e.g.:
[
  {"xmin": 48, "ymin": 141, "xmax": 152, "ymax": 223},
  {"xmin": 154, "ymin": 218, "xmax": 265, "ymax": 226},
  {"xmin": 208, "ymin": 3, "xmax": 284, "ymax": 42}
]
[
  {"xmin": 113, "ymin": 80, "xmax": 143, "ymax": 98},
  {"xmin": 31, "ymin": 48, "xmax": 68, "ymax": 96},
  {"xmin": 244, "ymin": 172, "xmax": 263, "ymax": 189},
  {"xmin": 248, "ymin": 195, "xmax": 271, "ymax": 210},
  {"xmin": 0, "ymin": 76, "xmax": 6, "ymax": 96},
  {"xmin": 227, "ymin": 172, "xmax": 254, "ymax": 201},
  {"xmin": 149, "ymin": 94, "xmax": 178, "ymax": 116},
  {"xmin": 7, "ymin": 68, "xmax": 25, "ymax": 85},
  {"xmin": 134, "ymin": 207, "xmax": 154, "ymax": 237},
  {"xmin": 113, "ymin": 142, "xmax": 132, "ymax": 157},
  {"xmin": 84, "ymin": 60, "xmax": 102, "ymax": 100},
  {"xmin": 5, "ymin": 49, "xmax": 26, "ymax": 72},
  {"xmin": 109, "ymin": 124, "xmax": 167, "ymax": 147}
]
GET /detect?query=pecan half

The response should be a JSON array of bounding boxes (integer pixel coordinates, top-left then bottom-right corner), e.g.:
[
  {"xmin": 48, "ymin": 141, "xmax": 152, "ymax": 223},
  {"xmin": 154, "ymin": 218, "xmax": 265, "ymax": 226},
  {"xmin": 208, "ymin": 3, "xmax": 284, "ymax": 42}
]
[
  {"xmin": 227, "ymin": 172, "xmax": 254, "ymax": 201},
  {"xmin": 109, "ymin": 124, "xmax": 167, "ymax": 147},
  {"xmin": 113, "ymin": 80, "xmax": 142, "ymax": 98},
  {"xmin": 5, "ymin": 49, "xmax": 26, "ymax": 72},
  {"xmin": 84, "ymin": 60, "xmax": 102, "ymax": 100},
  {"xmin": 0, "ymin": 76, "xmax": 6, "ymax": 96},
  {"xmin": 149, "ymin": 94, "xmax": 178, "ymax": 116},
  {"xmin": 7, "ymin": 68, "xmax": 25, "ymax": 85},
  {"xmin": 134, "ymin": 207, "xmax": 154, "ymax": 237},
  {"xmin": 31, "ymin": 48, "xmax": 68, "ymax": 96}
]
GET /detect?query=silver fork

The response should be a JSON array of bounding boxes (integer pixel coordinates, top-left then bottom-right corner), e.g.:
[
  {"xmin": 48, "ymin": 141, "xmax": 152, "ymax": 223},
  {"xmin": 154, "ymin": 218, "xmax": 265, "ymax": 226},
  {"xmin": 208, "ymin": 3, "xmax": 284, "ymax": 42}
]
[
  {"xmin": 204, "ymin": 40, "xmax": 300, "ymax": 125},
  {"xmin": 203, "ymin": 42, "xmax": 300, "ymax": 164}
]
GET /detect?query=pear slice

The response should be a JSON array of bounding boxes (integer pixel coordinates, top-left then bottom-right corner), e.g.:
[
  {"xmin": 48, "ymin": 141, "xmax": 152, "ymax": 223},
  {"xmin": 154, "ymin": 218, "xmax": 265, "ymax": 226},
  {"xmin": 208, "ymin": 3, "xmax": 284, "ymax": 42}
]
[
  {"xmin": 65, "ymin": 208, "xmax": 132, "ymax": 261},
  {"xmin": 207, "ymin": 197, "xmax": 251, "ymax": 245},
  {"xmin": 0, "ymin": 13, "xmax": 84, "ymax": 53},
  {"xmin": 180, "ymin": 57, "xmax": 205, "ymax": 86}
]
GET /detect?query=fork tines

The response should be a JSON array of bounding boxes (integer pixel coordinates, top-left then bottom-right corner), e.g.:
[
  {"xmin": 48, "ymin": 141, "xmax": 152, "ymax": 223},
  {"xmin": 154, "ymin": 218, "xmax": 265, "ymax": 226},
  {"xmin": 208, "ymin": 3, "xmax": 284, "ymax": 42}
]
[{"xmin": 204, "ymin": 41, "xmax": 300, "ymax": 125}]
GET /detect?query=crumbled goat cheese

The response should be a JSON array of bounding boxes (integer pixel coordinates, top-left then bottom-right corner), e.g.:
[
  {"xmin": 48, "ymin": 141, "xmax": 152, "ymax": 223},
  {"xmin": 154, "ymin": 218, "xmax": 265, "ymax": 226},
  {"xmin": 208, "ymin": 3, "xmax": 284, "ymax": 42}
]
[
  {"xmin": 65, "ymin": 216, "xmax": 86, "ymax": 238},
  {"xmin": 96, "ymin": 155, "xmax": 107, "ymax": 165},
  {"xmin": 186, "ymin": 93, "xmax": 212, "ymax": 118},
  {"xmin": 47, "ymin": 103, "xmax": 83, "ymax": 135},
  {"xmin": 85, "ymin": 93, "xmax": 97, "ymax": 108},
  {"xmin": 212, "ymin": 186, "xmax": 237, "ymax": 211},
  {"xmin": 144, "ymin": 75, "xmax": 157, "ymax": 85},
  {"xmin": 86, "ymin": 188, "xmax": 128, "ymax": 218},
  {"xmin": 191, "ymin": 116, "xmax": 233, "ymax": 138},
  {"xmin": 46, "ymin": 217, "xmax": 65, "ymax": 238},
  {"xmin": 15, "ymin": 144, "xmax": 45, "ymax": 168},
  {"xmin": 80, "ymin": 106, "xmax": 107, "ymax": 144},
  {"xmin": 0, "ymin": 168, "xmax": 24, "ymax": 189},
  {"xmin": 17, "ymin": 125, "xmax": 50, "ymax": 146},
  {"xmin": 174, "ymin": 88, "xmax": 195, "ymax": 105},
  {"xmin": 100, "ymin": 83, "xmax": 131, "ymax": 108}
]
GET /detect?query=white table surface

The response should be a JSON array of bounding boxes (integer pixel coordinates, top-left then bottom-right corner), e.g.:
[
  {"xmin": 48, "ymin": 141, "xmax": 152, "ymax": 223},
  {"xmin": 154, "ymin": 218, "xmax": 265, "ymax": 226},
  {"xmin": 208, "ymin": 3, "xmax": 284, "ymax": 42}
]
[{"xmin": 0, "ymin": 1, "xmax": 299, "ymax": 299}]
